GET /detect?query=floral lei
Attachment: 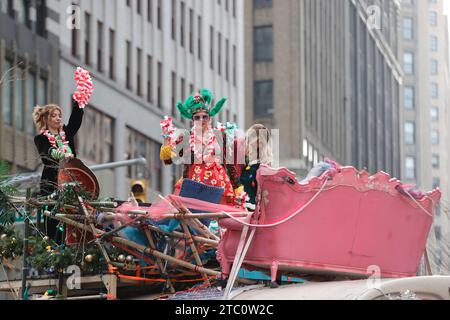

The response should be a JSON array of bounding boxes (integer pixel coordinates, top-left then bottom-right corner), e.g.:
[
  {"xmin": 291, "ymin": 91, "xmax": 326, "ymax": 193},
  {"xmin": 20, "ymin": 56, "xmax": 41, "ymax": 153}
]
[
  {"xmin": 42, "ymin": 129, "xmax": 73, "ymax": 159},
  {"xmin": 160, "ymin": 117, "xmax": 239, "ymax": 169}
]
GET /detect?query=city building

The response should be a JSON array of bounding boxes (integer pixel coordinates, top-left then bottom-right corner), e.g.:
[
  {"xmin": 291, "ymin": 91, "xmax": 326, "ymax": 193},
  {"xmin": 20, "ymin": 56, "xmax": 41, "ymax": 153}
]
[
  {"xmin": 245, "ymin": 0, "xmax": 402, "ymax": 178},
  {"xmin": 401, "ymin": 0, "xmax": 450, "ymax": 275},
  {"xmin": 0, "ymin": 0, "xmax": 245, "ymax": 201}
]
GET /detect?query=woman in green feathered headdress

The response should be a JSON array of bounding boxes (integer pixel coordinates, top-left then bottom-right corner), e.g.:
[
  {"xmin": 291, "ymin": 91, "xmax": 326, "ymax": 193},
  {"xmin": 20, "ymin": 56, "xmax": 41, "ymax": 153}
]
[
  {"xmin": 176, "ymin": 88, "xmax": 227, "ymax": 120},
  {"xmin": 160, "ymin": 89, "xmax": 243, "ymax": 208}
]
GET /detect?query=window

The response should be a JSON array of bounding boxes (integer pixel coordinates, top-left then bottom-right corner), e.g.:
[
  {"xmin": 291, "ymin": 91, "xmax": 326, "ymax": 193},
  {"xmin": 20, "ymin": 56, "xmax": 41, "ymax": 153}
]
[
  {"xmin": 434, "ymin": 226, "xmax": 441, "ymax": 241},
  {"xmin": 404, "ymin": 122, "xmax": 415, "ymax": 145},
  {"xmin": 2, "ymin": 60, "xmax": 13, "ymax": 126},
  {"xmin": 431, "ymin": 83, "xmax": 438, "ymax": 98},
  {"xmin": 157, "ymin": 0, "xmax": 162, "ymax": 30},
  {"xmin": 147, "ymin": 0, "xmax": 152, "ymax": 22},
  {"xmin": 27, "ymin": 71, "xmax": 36, "ymax": 134},
  {"xmin": 189, "ymin": 8, "xmax": 194, "ymax": 53},
  {"xmin": 157, "ymin": 62, "xmax": 163, "ymax": 109},
  {"xmin": 225, "ymin": 39, "xmax": 230, "ymax": 81},
  {"xmin": 254, "ymin": 26, "xmax": 273, "ymax": 61},
  {"xmin": 218, "ymin": 32, "xmax": 222, "ymax": 75},
  {"xmin": 180, "ymin": 1, "xmax": 185, "ymax": 47},
  {"xmin": 36, "ymin": 0, "xmax": 46, "ymax": 37},
  {"xmin": 254, "ymin": 0, "xmax": 272, "ymax": 8},
  {"xmin": 432, "ymin": 154, "xmax": 440, "ymax": 169},
  {"xmin": 171, "ymin": 71, "xmax": 176, "ymax": 116},
  {"xmin": 181, "ymin": 77, "xmax": 186, "ymax": 102},
  {"xmin": 429, "ymin": 11, "xmax": 437, "ymax": 26},
  {"xmin": 109, "ymin": 29, "xmax": 115, "ymax": 80},
  {"xmin": 137, "ymin": 0, "xmax": 142, "ymax": 14},
  {"xmin": 97, "ymin": 21, "xmax": 104, "ymax": 72},
  {"xmin": 126, "ymin": 41, "xmax": 132, "ymax": 90},
  {"xmin": 210, "ymin": 26, "xmax": 214, "ymax": 69},
  {"xmin": 403, "ymin": 52, "xmax": 414, "ymax": 74},
  {"xmin": 38, "ymin": 77, "xmax": 47, "ymax": 107},
  {"xmin": 404, "ymin": 87, "xmax": 414, "ymax": 109},
  {"xmin": 432, "ymin": 178, "xmax": 440, "ymax": 189},
  {"xmin": 431, "ymin": 130, "xmax": 439, "ymax": 145},
  {"xmin": 254, "ymin": 80, "xmax": 273, "ymax": 117},
  {"xmin": 405, "ymin": 157, "xmax": 416, "ymax": 179},
  {"xmin": 71, "ymin": 5, "xmax": 79, "ymax": 57},
  {"xmin": 431, "ymin": 107, "xmax": 439, "ymax": 122},
  {"xmin": 137, "ymin": 48, "xmax": 142, "ymax": 96},
  {"xmin": 15, "ymin": 66, "xmax": 25, "ymax": 131},
  {"xmin": 147, "ymin": 55, "xmax": 153, "ymax": 103},
  {"xmin": 403, "ymin": 17, "xmax": 413, "ymax": 40},
  {"xmin": 171, "ymin": 0, "xmax": 176, "ymax": 40},
  {"xmin": 85, "ymin": 12, "xmax": 91, "ymax": 65},
  {"xmin": 233, "ymin": 45, "xmax": 237, "ymax": 86},
  {"xmin": 78, "ymin": 106, "xmax": 114, "ymax": 164},
  {"xmin": 431, "ymin": 36, "xmax": 438, "ymax": 51},
  {"xmin": 125, "ymin": 127, "xmax": 162, "ymax": 192},
  {"xmin": 198, "ymin": 16, "xmax": 202, "ymax": 60},
  {"xmin": 431, "ymin": 59, "xmax": 438, "ymax": 74}
]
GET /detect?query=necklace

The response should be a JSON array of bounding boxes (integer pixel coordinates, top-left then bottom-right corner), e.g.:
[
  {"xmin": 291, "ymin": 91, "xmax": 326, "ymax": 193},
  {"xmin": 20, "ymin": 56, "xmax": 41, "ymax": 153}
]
[{"xmin": 42, "ymin": 129, "xmax": 73, "ymax": 160}]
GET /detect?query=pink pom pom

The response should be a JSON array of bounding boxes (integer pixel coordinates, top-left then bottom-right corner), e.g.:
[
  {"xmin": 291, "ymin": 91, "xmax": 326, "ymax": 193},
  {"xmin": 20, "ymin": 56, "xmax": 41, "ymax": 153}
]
[{"xmin": 72, "ymin": 67, "xmax": 94, "ymax": 109}]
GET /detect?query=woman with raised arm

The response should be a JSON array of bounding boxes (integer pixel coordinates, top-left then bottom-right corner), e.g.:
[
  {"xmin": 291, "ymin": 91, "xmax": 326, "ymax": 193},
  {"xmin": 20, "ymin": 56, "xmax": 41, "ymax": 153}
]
[{"xmin": 33, "ymin": 67, "xmax": 93, "ymax": 241}]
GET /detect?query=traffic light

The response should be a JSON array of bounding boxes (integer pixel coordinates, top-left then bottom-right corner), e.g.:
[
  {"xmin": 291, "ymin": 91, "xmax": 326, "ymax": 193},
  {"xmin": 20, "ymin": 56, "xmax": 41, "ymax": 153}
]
[{"xmin": 130, "ymin": 179, "xmax": 147, "ymax": 204}]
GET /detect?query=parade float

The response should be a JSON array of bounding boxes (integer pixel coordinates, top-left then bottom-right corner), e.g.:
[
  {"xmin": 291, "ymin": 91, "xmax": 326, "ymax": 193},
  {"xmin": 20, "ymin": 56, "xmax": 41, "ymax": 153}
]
[
  {"xmin": 0, "ymin": 70, "xmax": 441, "ymax": 300},
  {"xmin": 0, "ymin": 157, "xmax": 440, "ymax": 300}
]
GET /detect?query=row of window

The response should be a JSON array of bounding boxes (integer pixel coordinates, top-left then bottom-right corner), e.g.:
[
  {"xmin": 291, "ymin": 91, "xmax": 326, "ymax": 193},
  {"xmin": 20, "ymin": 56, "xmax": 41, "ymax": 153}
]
[
  {"xmin": 403, "ymin": 82, "xmax": 439, "ymax": 108},
  {"xmin": 405, "ymin": 156, "xmax": 441, "ymax": 184},
  {"xmin": 1, "ymin": 57, "xmax": 48, "ymax": 135},
  {"xmin": 303, "ymin": 139, "xmax": 324, "ymax": 169},
  {"xmin": 125, "ymin": 0, "xmax": 237, "ymax": 19},
  {"xmin": 403, "ymin": 12, "xmax": 439, "ymax": 40},
  {"xmin": 72, "ymin": 9, "xmax": 238, "ymax": 110},
  {"xmin": 76, "ymin": 105, "xmax": 163, "ymax": 192},
  {"xmin": 404, "ymin": 43, "xmax": 439, "ymax": 75},
  {"xmin": 0, "ymin": 0, "xmax": 47, "ymax": 37},
  {"xmin": 404, "ymin": 122, "xmax": 440, "ymax": 146}
]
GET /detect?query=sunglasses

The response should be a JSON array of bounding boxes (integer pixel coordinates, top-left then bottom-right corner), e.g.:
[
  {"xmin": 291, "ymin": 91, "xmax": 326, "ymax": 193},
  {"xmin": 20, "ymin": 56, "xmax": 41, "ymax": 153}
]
[{"xmin": 193, "ymin": 115, "xmax": 210, "ymax": 121}]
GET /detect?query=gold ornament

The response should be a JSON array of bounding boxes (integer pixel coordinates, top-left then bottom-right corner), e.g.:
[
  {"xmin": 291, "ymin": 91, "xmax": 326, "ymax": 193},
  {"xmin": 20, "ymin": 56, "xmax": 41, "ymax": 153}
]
[
  {"xmin": 85, "ymin": 254, "xmax": 93, "ymax": 263},
  {"xmin": 118, "ymin": 255, "xmax": 125, "ymax": 262}
]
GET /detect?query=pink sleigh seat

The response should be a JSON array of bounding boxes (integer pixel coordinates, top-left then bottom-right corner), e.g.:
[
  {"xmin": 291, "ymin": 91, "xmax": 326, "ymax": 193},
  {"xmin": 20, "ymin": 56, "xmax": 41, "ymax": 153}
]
[{"xmin": 217, "ymin": 164, "xmax": 440, "ymax": 280}]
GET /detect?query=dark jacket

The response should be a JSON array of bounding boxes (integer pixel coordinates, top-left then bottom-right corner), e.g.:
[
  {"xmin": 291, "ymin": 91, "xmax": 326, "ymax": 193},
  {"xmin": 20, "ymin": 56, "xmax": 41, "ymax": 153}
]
[{"xmin": 34, "ymin": 99, "xmax": 84, "ymax": 196}]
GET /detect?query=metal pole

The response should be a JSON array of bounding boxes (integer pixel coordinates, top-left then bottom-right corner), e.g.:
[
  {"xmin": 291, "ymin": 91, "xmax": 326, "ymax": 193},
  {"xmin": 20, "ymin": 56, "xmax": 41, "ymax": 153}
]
[
  {"xmin": 21, "ymin": 188, "xmax": 31, "ymax": 300},
  {"xmin": 89, "ymin": 158, "xmax": 148, "ymax": 172}
]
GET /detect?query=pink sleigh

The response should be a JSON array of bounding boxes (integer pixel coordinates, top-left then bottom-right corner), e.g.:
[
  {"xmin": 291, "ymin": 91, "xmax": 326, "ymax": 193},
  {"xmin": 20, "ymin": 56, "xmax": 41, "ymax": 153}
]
[{"xmin": 217, "ymin": 164, "xmax": 440, "ymax": 281}]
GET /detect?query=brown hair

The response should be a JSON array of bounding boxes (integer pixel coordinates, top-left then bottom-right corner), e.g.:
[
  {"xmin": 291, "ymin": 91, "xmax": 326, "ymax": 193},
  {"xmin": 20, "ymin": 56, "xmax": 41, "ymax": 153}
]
[
  {"xmin": 246, "ymin": 124, "xmax": 273, "ymax": 166},
  {"xmin": 32, "ymin": 104, "xmax": 62, "ymax": 133}
]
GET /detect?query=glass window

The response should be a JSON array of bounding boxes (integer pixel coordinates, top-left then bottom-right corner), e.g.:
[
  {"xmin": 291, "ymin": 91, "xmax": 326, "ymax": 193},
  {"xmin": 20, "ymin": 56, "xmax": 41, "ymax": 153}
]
[
  {"xmin": 254, "ymin": 26, "xmax": 273, "ymax": 62},
  {"xmin": 431, "ymin": 130, "xmax": 439, "ymax": 145},
  {"xmin": 405, "ymin": 157, "xmax": 416, "ymax": 179},
  {"xmin": 404, "ymin": 86, "xmax": 414, "ymax": 109},
  {"xmin": 403, "ymin": 17, "xmax": 413, "ymax": 40},
  {"xmin": 404, "ymin": 122, "xmax": 415, "ymax": 145},
  {"xmin": 253, "ymin": 80, "xmax": 273, "ymax": 117},
  {"xmin": 27, "ymin": 71, "xmax": 36, "ymax": 134},
  {"xmin": 429, "ymin": 11, "xmax": 437, "ymax": 26},
  {"xmin": 432, "ymin": 177, "xmax": 440, "ymax": 189},
  {"xmin": 431, "ymin": 83, "xmax": 438, "ymax": 98},
  {"xmin": 431, "ymin": 107, "xmax": 439, "ymax": 122},
  {"xmin": 2, "ymin": 60, "xmax": 13, "ymax": 126},
  {"xmin": 431, "ymin": 36, "xmax": 438, "ymax": 51},
  {"xmin": 15, "ymin": 67, "xmax": 25, "ymax": 131},
  {"xmin": 432, "ymin": 154, "xmax": 439, "ymax": 169},
  {"xmin": 434, "ymin": 226, "xmax": 441, "ymax": 241},
  {"xmin": 403, "ymin": 52, "xmax": 414, "ymax": 74},
  {"xmin": 431, "ymin": 59, "xmax": 438, "ymax": 74}
]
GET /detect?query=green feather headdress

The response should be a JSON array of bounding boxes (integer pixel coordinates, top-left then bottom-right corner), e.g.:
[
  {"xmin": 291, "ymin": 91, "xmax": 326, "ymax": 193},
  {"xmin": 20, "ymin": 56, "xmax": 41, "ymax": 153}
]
[{"xmin": 176, "ymin": 88, "xmax": 227, "ymax": 120}]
